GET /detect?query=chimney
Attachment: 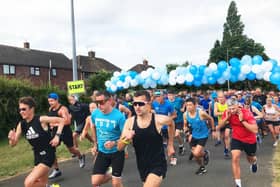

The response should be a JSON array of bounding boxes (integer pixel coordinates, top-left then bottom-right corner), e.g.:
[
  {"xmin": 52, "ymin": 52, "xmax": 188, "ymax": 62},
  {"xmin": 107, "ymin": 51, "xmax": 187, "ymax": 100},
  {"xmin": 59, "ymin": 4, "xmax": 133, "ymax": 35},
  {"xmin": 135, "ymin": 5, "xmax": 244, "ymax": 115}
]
[
  {"xmin": 23, "ymin": 42, "xmax": 30, "ymax": 49},
  {"xmin": 88, "ymin": 51, "xmax": 95, "ymax": 58},
  {"xmin": 143, "ymin": 59, "xmax": 148, "ymax": 66}
]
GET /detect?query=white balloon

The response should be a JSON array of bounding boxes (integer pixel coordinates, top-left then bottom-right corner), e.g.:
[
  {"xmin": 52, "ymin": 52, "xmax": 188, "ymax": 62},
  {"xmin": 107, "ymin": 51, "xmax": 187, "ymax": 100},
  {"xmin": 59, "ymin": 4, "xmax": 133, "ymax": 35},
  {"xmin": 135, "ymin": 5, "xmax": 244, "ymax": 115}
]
[
  {"xmin": 262, "ymin": 61, "xmax": 273, "ymax": 72},
  {"xmin": 105, "ymin": 81, "xmax": 111, "ymax": 88},
  {"xmin": 238, "ymin": 73, "xmax": 246, "ymax": 81},
  {"xmin": 142, "ymin": 83, "xmax": 149, "ymax": 89},
  {"xmin": 217, "ymin": 78, "xmax": 226, "ymax": 84},
  {"xmin": 152, "ymin": 71, "xmax": 161, "ymax": 80},
  {"xmin": 241, "ymin": 65, "xmax": 251, "ymax": 74},
  {"xmin": 116, "ymin": 81, "xmax": 123, "ymax": 88},
  {"xmin": 263, "ymin": 72, "xmax": 272, "ymax": 81},
  {"xmin": 110, "ymin": 84, "xmax": 117, "ymax": 92},
  {"xmin": 202, "ymin": 76, "xmax": 208, "ymax": 84},
  {"xmin": 241, "ymin": 55, "xmax": 252, "ymax": 66},
  {"xmin": 169, "ymin": 70, "xmax": 178, "ymax": 78},
  {"xmin": 150, "ymin": 81, "xmax": 157, "ymax": 88},
  {"xmin": 169, "ymin": 77, "xmax": 176, "ymax": 86},
  {"xmin": 176, "ymin": 75, "xmax": 185, "ymax": 84},
  {"xmin": 130, "ymin": 79, "xmax": 138, "ymax": 87},
  {"xmin": 185, "ymin": 74, "xmax": 194, "ymax": 82},
  {"xmin": 113, "ymin": 71, "xmax": 120, "ymax": 77},
  {"xmin": 140, "ymin": 71, "xmax": 149, "ymax": 79},
  {"xmin": 209, "ymin": 63, "xmax": 218, "ymax": 71},
  {"xmin": 252, "ymin": 65, "xmax": 262, "ymax": 74},
  {"xmin": 123, "ymin": 82, "xmax": 129, "ymax": 89},
  {"xmin": 125, "ymin": 76, "xmax": 132, "ymax": 82},
  {"xmin": 256, "ymin": 72, "xmax": 264, "ymax": 80},
  {"xmin": 204, "ymin": 67, "xmax": 213, "ymax": 76}
]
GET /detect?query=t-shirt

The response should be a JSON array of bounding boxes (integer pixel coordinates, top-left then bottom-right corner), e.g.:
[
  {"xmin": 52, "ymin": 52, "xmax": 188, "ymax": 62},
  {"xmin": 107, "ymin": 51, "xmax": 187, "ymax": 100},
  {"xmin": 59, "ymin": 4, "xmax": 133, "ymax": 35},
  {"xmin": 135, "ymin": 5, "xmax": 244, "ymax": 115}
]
[
  {"xmin": 152, "ymin": 100, "xmax": 174, "ymax": 129},
  {"xmin": 222, "ymin": 108, "xmax": 256, "ymax": 144},
  {"xmin": 91, "ymin": 108, "xmax": 125, "ymax": 153},
  {"xmin": 169, "ymin": 97, "xmax": 184, "ymax": 123}
]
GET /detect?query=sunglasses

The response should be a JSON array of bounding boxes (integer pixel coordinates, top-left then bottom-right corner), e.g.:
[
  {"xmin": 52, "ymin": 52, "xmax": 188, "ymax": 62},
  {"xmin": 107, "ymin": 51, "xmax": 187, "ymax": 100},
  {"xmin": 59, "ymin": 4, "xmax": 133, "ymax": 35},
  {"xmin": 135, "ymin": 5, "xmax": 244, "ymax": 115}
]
[
  {"xmin": 133, "ymin": 101, "xmax": 147, "ymax": 107},
  {"xmin": 95, "ymin": 99, "xmax": 108, "ymax": 106},
  {"xmin": 18, "ymin": 108, "xmax": 27, "ymax": 112}
]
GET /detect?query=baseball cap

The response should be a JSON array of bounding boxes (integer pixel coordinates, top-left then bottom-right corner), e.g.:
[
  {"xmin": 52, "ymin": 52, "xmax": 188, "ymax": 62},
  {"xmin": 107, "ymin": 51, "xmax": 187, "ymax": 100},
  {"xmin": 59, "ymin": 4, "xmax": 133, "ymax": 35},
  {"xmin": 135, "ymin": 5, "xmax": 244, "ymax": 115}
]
[
  {"xmin": 154, "ymin": 90, "xmax": 163, "ymax": 96},
  {"xmin": 48, "ymin": 93, "xmax": 59, "ymax": 100}
]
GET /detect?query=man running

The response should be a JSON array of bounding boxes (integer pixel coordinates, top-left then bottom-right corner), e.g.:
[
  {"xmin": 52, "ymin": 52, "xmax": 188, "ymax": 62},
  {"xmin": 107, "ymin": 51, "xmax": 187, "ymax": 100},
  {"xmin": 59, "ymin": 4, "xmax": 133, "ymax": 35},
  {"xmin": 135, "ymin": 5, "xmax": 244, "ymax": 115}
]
[
  {"xmin": 47, "ymin": 93, "xmax": 85, "ymax": 179},
  {"xmin": 217, "ymin": 98, "xmax": 258, "ymax": 187},
  {"xmin": 184, "ymin": 97, "xmax": 215, "ymax": 175},
  {"xmin": 117, "ymin": 90, "xmax": 175, "ymax": 187}
]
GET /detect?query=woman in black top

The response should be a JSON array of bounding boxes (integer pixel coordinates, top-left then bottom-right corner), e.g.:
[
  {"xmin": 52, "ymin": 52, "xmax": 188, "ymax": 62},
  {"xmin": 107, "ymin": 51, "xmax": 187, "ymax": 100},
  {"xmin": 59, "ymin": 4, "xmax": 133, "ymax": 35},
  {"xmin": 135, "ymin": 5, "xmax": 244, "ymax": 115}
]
[{"xmin": 8, "ymin": 96, "xmax": 64, "ymax": 187}]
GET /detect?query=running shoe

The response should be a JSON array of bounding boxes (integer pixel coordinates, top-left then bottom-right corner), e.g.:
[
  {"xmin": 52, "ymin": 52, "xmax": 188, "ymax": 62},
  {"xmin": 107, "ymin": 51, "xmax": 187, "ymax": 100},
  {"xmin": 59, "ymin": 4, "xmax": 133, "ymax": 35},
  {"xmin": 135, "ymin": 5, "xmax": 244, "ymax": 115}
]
[
  {"xmin": 48, "ymin": 169, "xmax": 62, "ymax": 179},
  {"xmin": 170, "ymin": 157, "xmax": 177, "ymax": 166},
  {"xmin": 203, "ymin": 150, "xmax": 210, "ymax": 165},
  {"xmin": 273, "ymin": 141, "xmax": 278, "ymax": 147},
  {"xmin": 178, "ymin": 146, "xmax": 186, "ymax": 156},
  {"xmin": 250, "ymin": 161, "xmax": 258, "ymax": 173},
  {"xmin": 214, "ymin": 140, "xmax": 221, "ymax": 147},
  {"xmin": 195, "ymin": 166, "xmax": 207, "ymax": 175},
  {"xmin": 79, "ymin": 154, "xmax": 86, "ymax": 168}
]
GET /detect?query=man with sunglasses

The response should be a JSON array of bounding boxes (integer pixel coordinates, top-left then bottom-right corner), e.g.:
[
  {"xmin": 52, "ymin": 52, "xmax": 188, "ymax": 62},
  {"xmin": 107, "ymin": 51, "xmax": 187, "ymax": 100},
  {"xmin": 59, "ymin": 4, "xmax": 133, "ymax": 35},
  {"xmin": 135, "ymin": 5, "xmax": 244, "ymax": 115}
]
[
  {"xmin": 91, "ymin": 91, "xmax": 126, "ymax": 187},
  {"xmin": 117, "ymin": 90, "xmax": 175, "ymax": 187}
]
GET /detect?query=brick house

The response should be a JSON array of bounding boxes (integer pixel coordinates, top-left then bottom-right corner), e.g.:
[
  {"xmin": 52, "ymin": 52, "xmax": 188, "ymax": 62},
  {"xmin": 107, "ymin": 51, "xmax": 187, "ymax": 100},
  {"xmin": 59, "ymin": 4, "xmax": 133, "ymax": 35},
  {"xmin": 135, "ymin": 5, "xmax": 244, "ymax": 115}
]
[
  {"xmin": 0, "ymin": 42, "xmax": 121, "ymax": 90},
  {"xmin": 128, "ymin": 59, "xmax": 154, "ymax": 73}
]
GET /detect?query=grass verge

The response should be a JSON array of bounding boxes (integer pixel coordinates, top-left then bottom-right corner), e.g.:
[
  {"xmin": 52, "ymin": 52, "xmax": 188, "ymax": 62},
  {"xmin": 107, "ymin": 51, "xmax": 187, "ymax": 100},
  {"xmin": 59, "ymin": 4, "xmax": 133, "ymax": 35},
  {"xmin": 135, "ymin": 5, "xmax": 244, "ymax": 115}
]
[
  {"xmin": 0, "ymin": 137, "xmax": 92, "ymax": 180},
  {"xmin": 272, "ymin": 145, "xmax": 280, "ymax": 187}
]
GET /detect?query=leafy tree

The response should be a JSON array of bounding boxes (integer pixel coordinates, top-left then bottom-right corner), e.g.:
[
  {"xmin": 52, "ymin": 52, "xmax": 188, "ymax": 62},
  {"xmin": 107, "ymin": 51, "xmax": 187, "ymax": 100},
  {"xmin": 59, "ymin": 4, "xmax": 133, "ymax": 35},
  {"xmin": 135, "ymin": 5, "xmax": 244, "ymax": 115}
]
[
  {"xmin": 208, "ymin": 1, "xmax": 269, "ymax": 64},
  {"xmin": 86, "ymin": 70, "xmax": 112, "ymax": 94}
]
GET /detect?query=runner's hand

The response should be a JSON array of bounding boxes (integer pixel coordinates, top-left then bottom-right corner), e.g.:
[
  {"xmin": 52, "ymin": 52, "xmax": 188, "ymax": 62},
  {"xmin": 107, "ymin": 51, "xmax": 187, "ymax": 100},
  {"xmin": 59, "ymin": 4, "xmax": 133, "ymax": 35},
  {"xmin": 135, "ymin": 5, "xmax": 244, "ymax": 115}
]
[
  {"xmin": 104, "ymin": 140, "xmax": 116, "ymax": 149},
  {"xmin": 91, "ymin": 144, "xmax": 98, "ymax": 156},
  {"xmin": 124, "ymin": 129, "xmax": 135, "ymax": 140},
  {"xmin": 167, "ymin": 144, "xmax": 175, "ymax": 157},
  {"xmin": 8, "ymin": 129, "xmax": 16, "ymax": 146},
  {"xmin": 50, "ymin": 136, "xmax": 60, "ymax": 147}
]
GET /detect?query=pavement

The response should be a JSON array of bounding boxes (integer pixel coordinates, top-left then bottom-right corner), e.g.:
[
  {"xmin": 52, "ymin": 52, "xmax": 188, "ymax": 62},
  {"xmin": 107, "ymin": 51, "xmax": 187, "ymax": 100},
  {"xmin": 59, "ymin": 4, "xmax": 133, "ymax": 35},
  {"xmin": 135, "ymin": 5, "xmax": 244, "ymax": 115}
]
[{"xmin": 0, "ymin": 136, "xmax": 275, "ymax": 187}]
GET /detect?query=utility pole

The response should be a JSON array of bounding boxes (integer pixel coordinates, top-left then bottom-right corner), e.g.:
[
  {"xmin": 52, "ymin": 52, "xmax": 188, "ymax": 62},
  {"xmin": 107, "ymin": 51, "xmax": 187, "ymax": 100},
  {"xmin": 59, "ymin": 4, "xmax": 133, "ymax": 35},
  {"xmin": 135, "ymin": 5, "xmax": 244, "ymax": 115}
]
[{"xmin": 71, "ymin": 0, "xmax": 78, "ymax": 81}]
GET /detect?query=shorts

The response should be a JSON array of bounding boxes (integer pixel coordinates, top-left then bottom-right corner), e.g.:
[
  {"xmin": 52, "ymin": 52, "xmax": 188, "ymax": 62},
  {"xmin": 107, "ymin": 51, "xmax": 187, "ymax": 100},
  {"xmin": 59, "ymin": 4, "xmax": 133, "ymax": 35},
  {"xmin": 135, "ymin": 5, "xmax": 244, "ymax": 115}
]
[
  {"xmin": 74, "ymin": 122, "xmax": 85, "ymax": 134},
  {"xmin": 190, "ymin": 137, "xmax": 208, "ymax": 147},
  {"xmin": 92, "ymin": 151, "xmax": 125, "ymax": 177},
  {"xmin": 231, "ymin": 138, "xmax": 257, "ymax": 157},
  {"xmin": 52, "ymin": 125, "xmax": 74, "ymax": 148},
  {"xmin": 220, "ymin": 124, "xmax": 231, "ymax": 132},
  {"xmin": 175, "ymin": 122, "xmax": 183, "ymax": 130},
  {"xmin": 34, "ymin": 148, "xmax": 55, "ymax": 168},
  {"xmin": 265, "ymin": 120, "xmax": 280, "ymax": 126},
  {"xmin": 139, "ymin": 164, "xmax": 167, "ymax": 182}
]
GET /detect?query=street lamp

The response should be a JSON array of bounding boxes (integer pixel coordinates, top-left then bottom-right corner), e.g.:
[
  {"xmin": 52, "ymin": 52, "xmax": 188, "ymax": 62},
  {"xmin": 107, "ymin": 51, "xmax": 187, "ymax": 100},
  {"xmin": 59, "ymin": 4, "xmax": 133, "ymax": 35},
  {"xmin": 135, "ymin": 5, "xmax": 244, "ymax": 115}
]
[
  {"xmin": 71, "ymin": 0, "xmax": 78, "ymax": 81},
  {"xmin": 226, "ymin": 46, "xmax": 240, "ymax": 91}
]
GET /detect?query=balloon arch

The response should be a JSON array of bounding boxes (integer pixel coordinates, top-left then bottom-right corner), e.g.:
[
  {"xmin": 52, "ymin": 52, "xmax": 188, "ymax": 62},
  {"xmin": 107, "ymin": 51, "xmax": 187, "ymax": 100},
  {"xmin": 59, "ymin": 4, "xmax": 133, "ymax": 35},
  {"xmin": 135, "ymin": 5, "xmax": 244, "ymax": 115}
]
[{"xmin": 105, "ymin": 55, "xmax": 280, "ymax": 93}]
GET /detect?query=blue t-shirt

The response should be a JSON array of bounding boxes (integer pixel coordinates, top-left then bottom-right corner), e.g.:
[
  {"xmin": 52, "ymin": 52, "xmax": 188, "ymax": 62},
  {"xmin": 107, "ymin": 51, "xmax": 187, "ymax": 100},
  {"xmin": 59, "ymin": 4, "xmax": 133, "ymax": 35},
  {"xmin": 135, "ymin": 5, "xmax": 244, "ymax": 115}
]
[
  {"xmin": 186, "ymin": 109, "xmax": 209, "ymax": 139},
  {"xmin": 252, "ymin": 101, "xmax": 263, "ymax": 111},
  {"xmin": 169, "ymin": 97, "xmax": 184, "ymax": 123},
  {"xmin": 200, "ymin": 98, "xmax": 211, "ymax": 111},
  {"xmin": 152, "ymin": 100, "xmax": 174, "ymax": 129},
  {"xmin": 91, "ymin": 108, "xmax": 125, "ymax": 153}
]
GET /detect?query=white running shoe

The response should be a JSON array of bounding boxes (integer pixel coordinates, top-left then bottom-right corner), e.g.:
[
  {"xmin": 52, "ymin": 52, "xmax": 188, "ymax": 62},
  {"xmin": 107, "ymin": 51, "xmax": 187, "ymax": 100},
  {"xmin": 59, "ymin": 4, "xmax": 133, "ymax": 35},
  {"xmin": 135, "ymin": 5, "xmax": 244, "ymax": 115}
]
[
  {"xmin": 273, "ymin": 141, "xmax": 278, "ymax": 147},
  {"xmin": 48, "ymin": 169, "xmax": 62, "ymax": 179},
  {"xmin": 170, "ymin": 157, "xmax": 177, "ymax": 166}
]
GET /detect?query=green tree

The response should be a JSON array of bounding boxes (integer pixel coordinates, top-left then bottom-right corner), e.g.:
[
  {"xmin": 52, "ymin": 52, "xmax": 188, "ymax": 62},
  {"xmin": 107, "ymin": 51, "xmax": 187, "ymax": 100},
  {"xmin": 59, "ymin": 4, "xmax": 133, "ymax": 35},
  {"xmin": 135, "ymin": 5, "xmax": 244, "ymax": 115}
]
[
  {"xmin": 208, "ymin": 1, "xmax": 269, "ymax": 64},
  {"xmin": 86, "ymin": 70, "xmax": 112, "ymax": 93}
]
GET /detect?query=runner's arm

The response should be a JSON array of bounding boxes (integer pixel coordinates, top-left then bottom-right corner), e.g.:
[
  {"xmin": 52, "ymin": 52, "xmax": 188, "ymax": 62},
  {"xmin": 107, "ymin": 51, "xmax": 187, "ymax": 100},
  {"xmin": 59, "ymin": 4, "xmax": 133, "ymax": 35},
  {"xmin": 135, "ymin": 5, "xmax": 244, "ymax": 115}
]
[{"xmin": 8, "ymin": 122, "xmax": 22, "ymax": 147}]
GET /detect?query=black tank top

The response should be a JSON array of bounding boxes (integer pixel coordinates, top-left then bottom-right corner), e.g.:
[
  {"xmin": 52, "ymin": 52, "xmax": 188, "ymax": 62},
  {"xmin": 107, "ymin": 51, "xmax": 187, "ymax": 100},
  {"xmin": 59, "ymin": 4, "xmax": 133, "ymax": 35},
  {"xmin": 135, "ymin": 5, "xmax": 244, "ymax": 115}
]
[
  {"xmin": 132, "ymin": 114, "xmax": 166, "ymax": 169},
  {"xmin": 21, "ymin": 115, "xmax": 54, "ymax": 152},
  {"xmin": 48, "ymin": 105, "xmax": 63, "ymax": 117}
]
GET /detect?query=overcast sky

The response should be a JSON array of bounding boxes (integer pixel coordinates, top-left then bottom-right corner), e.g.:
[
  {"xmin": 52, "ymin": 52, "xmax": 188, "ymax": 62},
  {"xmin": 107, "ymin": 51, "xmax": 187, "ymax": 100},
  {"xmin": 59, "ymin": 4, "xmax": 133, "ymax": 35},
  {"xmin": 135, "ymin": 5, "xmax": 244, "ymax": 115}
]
[{"xmin": 0, "ymin": 0, "xmax": 279, "ymax": 70}]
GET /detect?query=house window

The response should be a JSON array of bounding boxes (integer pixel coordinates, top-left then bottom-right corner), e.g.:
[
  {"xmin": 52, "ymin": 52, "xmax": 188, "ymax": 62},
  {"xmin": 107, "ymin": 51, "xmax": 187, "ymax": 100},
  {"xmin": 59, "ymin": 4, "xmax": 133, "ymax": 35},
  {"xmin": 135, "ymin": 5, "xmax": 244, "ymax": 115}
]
[
  {"xmin": 3, "ymin": 65, "xmax": 15, "ymax": 75},
  {"xmin": 30, "ymin": 67, "xmax": 40, "ymax": 76},
  {"xmin": 51, "ymin": 68, "xmax": 57, "ymax": 77}
]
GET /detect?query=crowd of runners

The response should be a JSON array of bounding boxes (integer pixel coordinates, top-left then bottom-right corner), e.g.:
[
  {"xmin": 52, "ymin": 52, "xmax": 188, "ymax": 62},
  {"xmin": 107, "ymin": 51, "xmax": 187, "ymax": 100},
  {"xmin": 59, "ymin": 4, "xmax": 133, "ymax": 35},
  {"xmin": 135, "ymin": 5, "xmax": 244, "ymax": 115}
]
[{"xmin": 8, "ymin": 87, "xmax": 280, "ymax": 187}]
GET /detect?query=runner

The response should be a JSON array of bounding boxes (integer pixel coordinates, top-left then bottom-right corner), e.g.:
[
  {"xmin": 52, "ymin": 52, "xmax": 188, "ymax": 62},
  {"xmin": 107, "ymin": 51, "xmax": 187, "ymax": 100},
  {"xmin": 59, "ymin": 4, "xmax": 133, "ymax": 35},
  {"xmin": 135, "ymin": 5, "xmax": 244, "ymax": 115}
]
[
  {"xmin": 8, "ymin": 96, "xmax": 64, "ymax": 187},
  {"xmin": 117, "ymin": 90, "xmax": 175, "ymax": 187},
  {"xmin": 214, "ymin": 91, "xmax": 230, "ymax": 158},
  {"xmin": 183, "ymin": 97, "xmax": 215, "ymax": 175},
  {"xmin": 217, "ymin": 98, "xmax": 258, "ymax": 187},
  {"xmin": 91, "ymin": 91, "xmax": 126, "ymax": 187},
  {"xmin": 47, "ymin": 93, "xmax": 85, "ymax": 179}
]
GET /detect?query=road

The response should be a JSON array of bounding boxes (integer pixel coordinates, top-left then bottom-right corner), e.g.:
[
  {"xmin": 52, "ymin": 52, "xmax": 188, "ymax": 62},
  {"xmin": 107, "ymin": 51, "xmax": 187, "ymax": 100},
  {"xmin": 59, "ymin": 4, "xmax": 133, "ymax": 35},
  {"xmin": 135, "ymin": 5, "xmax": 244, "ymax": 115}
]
[{"xmin": 0, "ymin": 137, "xmax": 274, "ymax": 187}]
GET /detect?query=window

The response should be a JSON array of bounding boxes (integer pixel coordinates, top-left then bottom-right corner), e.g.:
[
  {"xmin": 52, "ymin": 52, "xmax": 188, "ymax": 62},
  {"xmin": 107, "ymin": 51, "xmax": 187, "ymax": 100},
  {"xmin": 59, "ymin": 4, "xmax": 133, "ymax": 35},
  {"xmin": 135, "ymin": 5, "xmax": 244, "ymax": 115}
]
[
  {"xmin": 51, "ymin": 68, "xmax": 56, "ymax": 76},
  {"xmin": 3, "ymin": 65, "xmax": 15, "ymax": 75},
  {"xmin": 30, "ymin": 67, "xmax": 40, "ymax": 76}
]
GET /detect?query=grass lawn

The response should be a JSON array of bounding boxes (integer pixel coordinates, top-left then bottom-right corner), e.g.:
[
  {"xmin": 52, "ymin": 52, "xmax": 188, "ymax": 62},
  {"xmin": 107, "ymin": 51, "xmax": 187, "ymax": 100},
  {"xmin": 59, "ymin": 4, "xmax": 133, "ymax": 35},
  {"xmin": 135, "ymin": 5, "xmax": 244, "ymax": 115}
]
[
  {"xmin": 273, "ymin": 145, "xmax": 280, "ymax": 187},
  {"xmin": 0, "ymin": 137, "xmax": 92, "ymax": 180}
]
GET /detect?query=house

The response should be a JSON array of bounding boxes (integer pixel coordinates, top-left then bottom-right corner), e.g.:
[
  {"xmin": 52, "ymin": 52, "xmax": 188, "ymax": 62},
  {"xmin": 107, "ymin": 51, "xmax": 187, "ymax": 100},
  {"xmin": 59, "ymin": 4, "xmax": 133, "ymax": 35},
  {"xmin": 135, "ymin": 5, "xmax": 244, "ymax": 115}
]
[
  {"xmin": 128, "ymin": 59, "xmax": 154, "ymax": 73},
  {"xmin": 0, "ymin": 42, "xmax": 122, "ymax": 90}
]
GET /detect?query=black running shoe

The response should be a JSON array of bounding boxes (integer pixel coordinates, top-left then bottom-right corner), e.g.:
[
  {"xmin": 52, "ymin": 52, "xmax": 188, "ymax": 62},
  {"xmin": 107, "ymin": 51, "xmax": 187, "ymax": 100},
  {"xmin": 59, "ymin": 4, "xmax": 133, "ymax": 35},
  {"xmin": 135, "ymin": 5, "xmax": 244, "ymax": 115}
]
[{"xmin": 195, "ymin": 166, "xmax": 207, "ymax": 175}]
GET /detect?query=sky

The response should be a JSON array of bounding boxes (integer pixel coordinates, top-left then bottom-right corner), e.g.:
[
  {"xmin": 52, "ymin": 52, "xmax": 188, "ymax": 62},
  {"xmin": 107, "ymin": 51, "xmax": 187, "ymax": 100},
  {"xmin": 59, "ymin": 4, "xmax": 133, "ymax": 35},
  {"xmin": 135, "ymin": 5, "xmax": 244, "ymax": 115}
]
[{"xmin": 0, "ymin": 0, "xmax": 279, "ymax": 70}]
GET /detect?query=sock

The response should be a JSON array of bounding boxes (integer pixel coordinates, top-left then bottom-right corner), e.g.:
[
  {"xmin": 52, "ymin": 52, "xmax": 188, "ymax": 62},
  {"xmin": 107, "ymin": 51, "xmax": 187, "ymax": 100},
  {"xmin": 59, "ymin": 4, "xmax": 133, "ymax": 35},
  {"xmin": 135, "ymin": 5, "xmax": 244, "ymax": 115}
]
[
  {"xmin": 55, "ymin": 168, "xmax": 59, "ymax": 171},
  {"xmin": 235, "ymin": 179, "xmax": 241, "ymax": 187},
  {"xmin": 179, "ymin": 144, "xmax": 184, "ymax": 148}
]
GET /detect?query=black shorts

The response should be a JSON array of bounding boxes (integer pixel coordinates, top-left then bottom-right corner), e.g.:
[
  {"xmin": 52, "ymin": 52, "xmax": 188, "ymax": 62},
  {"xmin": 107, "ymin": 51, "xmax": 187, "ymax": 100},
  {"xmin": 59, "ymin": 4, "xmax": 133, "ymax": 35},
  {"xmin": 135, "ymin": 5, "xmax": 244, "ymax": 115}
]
[
  {"xmin": 220, "ymin": 124, "xmax": 231, "ymax": 132},
  {"xmin": 52, "ymin": 125, "xmax": 74, "ymax": 148},
  {"xmin": 231, "ymin": 138, "xmax": 257, "ymax": 157},
  {"xmin": 265, "ymin": 120, "xmax": 280, "ymax": 126},
  {"xmin": 161, "ymin": 128, "xmax": 168, "ymax": 139},
  {"xmin": 92, "ymin": 151, "xmax": 125, "ymax": 177},
  {"xmin": 34, "ymin": 148, "xmax": 55, "ymax": 168},
  {"xmin": 190, "ymin": 137, "xmax": 208, "ymax": 147},
  {"xmin": 139, "ymin": 164, "xmax": 167, "ymax": 182},
  {"xmin": 175, "ymin": 122, "xmax": 183, "ymax": 130},
  {"xmin": 74, "ymin": 123, "xmax": 85, "ymax": 134}
]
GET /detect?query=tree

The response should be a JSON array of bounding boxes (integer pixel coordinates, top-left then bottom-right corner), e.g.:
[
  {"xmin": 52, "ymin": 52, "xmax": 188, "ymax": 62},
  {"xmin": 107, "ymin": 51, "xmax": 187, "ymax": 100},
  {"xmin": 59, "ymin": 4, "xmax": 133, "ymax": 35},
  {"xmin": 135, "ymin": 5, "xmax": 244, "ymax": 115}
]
[
  {"xmin": 86, "ymin": 70, "xmax": 112, "ymax": 94},
  {"xmin": 208, "ymin": 1, "xmax": 269, "ymax": 64}
]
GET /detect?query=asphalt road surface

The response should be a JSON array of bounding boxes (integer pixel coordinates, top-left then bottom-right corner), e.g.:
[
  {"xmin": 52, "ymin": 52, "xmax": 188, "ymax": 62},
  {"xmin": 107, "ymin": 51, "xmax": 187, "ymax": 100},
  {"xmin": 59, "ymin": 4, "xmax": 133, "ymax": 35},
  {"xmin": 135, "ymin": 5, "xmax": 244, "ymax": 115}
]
[{"xmin": 0, "ymin": 137, "xmax": 274, "ymax": 187}]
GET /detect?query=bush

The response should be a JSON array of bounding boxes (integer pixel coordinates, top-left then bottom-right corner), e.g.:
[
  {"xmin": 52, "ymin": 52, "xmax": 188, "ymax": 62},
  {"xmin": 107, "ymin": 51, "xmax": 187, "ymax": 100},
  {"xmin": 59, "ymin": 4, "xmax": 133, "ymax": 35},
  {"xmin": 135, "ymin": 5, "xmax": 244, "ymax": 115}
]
[{"xmin": 0, "ymin": 76, "xmax": 68, "ymax": 139}]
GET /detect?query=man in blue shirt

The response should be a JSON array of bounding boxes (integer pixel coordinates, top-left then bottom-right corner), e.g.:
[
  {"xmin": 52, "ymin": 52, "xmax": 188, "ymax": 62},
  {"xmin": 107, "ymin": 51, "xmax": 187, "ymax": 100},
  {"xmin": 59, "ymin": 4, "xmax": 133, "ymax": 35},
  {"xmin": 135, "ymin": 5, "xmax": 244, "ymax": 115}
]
[{"xmin": 91, "ymin": 91, "xmax": 126, "ymax": 187}]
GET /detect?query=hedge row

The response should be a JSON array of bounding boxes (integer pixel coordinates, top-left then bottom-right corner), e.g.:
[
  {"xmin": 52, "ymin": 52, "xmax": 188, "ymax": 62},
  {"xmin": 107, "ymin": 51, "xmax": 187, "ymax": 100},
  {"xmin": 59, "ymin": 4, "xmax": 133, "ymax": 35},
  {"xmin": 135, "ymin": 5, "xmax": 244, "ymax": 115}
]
[{"xmin": 0, "ymin": 76, "xmax": 68, "ymax": 139}]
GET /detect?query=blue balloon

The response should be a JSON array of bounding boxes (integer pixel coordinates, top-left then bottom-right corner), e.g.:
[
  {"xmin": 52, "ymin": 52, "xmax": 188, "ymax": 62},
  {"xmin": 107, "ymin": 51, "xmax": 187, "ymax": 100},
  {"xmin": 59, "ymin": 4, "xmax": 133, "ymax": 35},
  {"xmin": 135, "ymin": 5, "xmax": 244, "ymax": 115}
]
[
  {"xmin": 194, "ymin": 80, "xmax": 202, "ymax": 87},
  {"xmin": 270, "ymin": 59, "xmax": 278, "ymax": 72},
  {"xmin": 230, "ymin": 66, "xmax": 240, "ymax": 74},
  {"xmin": 189, "ymin": 65, "xmax": 197, "ymax": 75},
  {"xmin": 213, "ymin": 70, "xmax": 222, "ymax": 79},
  {"xmin": 272, "ymin": 66, "xmax": 280, "ymax": 73},
  {"xmin": 194, "ymin": 73, "xmax": 202, "ymax": 81},
  {"xmin": 230, "ymin": 75, "xmax": 238, "ymax": 83},
  {"xmin": 198, "ymin": 65, "xmax": 206, "ymax": 75},
  {"xmin": 277, "ymin": 85, "xmax": 280, "ymax": 91},
  {"xmin": 252, "ymin": 55, "xmax": 263, "ymax": 65},
  {"xmin": 229, "ymin": 58, "xmax": 240, "ymax": 67},
  {"xmin": 129, "ymin": 71, "xmax": 137, "ymax": 79},
  {"xmin": 185, "ymin": 81, "xmax": 193, "ymax": 86},
  {"xmin": 246, "ymin": 72, "xmax": 256, "ymax": 80},
  {"xmin": 218, "ymin": 61, "xmax": 228, "ymax": 71},
  {"xmin": 119, "ymin": 75, "xmax": 126, "ymax": 82},
  {"xmin": 270, "ymin": 72, "xmax": 280, "ymax": 85},
  {"xmin": 207, "ymin": 76, "xmax": 216, "ymax": 85}
]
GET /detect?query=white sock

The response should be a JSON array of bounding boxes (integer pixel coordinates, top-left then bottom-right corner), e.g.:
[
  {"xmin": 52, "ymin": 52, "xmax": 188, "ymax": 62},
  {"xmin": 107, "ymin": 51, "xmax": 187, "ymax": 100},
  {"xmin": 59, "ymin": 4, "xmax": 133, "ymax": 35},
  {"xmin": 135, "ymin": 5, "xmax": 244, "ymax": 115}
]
[
  {"xmin": 179, "ymin": 144, "xmax": 184, "ymax": 147},
  {"xmin": 235, "ymin": 179, "xmax": 241, "ymax": 187}
]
